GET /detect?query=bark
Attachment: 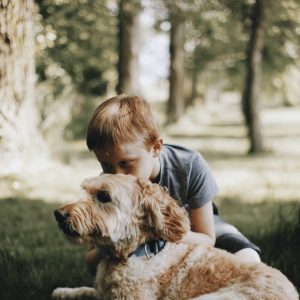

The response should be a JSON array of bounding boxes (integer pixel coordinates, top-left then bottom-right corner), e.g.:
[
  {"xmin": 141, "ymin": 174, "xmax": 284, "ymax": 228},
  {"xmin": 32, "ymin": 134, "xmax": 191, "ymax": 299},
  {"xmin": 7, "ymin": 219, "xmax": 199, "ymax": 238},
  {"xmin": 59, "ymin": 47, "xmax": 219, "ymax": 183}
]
[
  {"xmin": 187, "ymin": 65, "xmax": 199, "ymax": 108},
  {"xmin": 116, "ymin": 0, "xmax": 140, "ymax": 95},
  {"xmin": 167, "ymin": 17, "xmax": 185, "ymax": 124},
  {"xmin": 0, "ymin": 0, "xmax": 48, "ymax": 175},
  {"xmin": 242, "ymin": 0, "xmax": 266, "ymax": 154}
]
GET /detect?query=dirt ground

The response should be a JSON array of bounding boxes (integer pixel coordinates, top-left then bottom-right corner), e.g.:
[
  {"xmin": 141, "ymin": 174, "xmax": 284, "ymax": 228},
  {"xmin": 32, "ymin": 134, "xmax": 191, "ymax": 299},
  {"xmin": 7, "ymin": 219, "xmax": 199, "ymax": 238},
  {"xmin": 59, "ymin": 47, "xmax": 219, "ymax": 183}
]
[{"xmin": 2, "ymin": 105, "xmax": 300, "ymax": 204}]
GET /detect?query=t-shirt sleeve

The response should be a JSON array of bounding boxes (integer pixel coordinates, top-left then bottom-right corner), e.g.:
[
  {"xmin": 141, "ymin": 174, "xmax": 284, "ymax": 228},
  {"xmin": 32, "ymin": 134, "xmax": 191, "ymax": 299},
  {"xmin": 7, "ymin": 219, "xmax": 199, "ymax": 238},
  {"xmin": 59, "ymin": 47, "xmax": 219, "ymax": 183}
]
[{"xmin": 187, "ymin": 153, "xmax": 219, "ymax": 209}]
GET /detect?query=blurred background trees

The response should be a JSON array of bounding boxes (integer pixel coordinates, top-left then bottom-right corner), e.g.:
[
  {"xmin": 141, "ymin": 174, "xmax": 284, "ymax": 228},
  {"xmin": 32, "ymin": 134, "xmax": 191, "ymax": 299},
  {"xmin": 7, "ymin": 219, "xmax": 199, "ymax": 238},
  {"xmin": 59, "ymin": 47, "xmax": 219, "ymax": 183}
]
[
  {"xmin": 1, "ymin": 0, "xmax": 300, "ymax": 176},
  {"xmin": 35, "ymin": 0, "xmax": 118, "ymax": 140}
]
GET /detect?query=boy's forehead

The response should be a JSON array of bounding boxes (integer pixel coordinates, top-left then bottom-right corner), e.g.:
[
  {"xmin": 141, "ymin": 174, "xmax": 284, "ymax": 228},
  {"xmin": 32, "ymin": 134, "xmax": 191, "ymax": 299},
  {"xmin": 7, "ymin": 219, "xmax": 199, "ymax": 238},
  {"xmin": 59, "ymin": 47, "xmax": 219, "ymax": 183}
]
[{"xmin": 94, "ymin": 140, "xmax": 149, "ymax": 159}]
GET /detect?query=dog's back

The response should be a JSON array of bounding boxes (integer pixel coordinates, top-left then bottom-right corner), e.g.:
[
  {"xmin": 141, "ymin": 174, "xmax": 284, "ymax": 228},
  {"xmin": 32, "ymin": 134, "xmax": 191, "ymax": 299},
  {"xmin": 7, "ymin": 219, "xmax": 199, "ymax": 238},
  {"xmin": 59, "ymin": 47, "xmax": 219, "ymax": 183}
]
[
  {"xmin": 165, "ymin": 245, "xmax": 298, "ymax": 300},
  {"xmin": 93, "ymin": 243, "xmax": 298, "ymax": 300},
  {"xmin": 166, "ymin": 245, "xmax": 298, "ymax": 300}
]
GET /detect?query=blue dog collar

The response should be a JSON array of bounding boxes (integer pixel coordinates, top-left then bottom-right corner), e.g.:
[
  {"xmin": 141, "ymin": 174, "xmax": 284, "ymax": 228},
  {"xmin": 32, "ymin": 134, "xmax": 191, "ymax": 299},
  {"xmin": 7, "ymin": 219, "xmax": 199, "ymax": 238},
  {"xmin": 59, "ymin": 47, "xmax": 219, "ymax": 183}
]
[{"xmin": 130, "ymin": 239, "xmax": 166, "ymax": 258}]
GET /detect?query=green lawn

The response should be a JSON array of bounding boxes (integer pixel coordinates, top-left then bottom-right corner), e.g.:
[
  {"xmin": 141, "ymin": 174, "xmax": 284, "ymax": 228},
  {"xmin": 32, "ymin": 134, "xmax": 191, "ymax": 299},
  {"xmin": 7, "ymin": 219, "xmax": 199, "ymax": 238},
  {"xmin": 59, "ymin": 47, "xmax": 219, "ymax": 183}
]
[
  {"xmin": 0, "ymin": 197, "xmax": 299, "ymax": 300},
  {"xmin": 217, "ymin": 198, "xmax": 300, "ymax": 285},
  {"xmin": 0, "ymin": 198, "xmax": 93, "ymax": 300}
]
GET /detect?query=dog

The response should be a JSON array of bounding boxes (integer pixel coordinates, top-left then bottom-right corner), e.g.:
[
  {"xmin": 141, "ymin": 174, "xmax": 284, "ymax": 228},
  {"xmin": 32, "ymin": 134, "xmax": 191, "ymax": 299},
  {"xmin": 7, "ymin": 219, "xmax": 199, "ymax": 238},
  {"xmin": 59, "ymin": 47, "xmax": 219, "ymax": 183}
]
[{"xmin": 52, "ymin": 174, "xmax": 298, "ymax": 300}]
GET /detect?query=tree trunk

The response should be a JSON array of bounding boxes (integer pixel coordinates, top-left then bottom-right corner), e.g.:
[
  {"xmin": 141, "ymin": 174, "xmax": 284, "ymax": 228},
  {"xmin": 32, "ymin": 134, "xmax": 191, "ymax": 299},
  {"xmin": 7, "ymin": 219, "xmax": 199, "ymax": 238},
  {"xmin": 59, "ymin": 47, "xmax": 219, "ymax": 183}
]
[
  {"xmin": 242, "ymin": 0, "xmax": 266, "ymax": 154},
  {"xmin": 187, "ymin": 63, "xmax": 199, "ymax": 108},
  {"xmin": 116, "ymin": 0, "xmax": 140, "ymax": 95},
  {"xmin": 0, "ymin": 0, "xmax": 48, "ymax": 175},
  {"xmin": 167, "ymin": 17, "xmax": 185, "ymax": 124}
]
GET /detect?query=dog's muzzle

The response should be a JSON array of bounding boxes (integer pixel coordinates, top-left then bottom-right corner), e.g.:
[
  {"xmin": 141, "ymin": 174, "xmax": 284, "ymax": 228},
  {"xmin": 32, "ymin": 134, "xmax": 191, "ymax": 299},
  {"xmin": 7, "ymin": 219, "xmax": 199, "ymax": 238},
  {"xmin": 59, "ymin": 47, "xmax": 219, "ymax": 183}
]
[{"xmin": 54, "ymin": 209, "xmax": 79, "ymax": 236}]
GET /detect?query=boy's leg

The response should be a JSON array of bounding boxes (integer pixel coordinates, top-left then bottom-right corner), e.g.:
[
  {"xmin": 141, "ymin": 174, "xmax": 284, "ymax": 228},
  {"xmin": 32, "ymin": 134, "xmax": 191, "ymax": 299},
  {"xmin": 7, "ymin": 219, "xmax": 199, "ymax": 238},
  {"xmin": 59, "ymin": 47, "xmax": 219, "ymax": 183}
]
[{"xmin": 214, "ymin": 215, "xmax": 261, "ymax": 263}]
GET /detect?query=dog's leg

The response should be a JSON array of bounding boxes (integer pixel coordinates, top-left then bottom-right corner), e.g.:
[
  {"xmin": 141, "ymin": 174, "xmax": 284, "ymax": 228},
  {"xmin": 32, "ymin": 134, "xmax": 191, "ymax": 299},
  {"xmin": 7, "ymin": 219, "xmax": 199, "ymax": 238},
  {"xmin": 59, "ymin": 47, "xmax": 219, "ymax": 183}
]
[{"xmin": 51, "ymin": 287, "xmax": 97, "ymax": 299}]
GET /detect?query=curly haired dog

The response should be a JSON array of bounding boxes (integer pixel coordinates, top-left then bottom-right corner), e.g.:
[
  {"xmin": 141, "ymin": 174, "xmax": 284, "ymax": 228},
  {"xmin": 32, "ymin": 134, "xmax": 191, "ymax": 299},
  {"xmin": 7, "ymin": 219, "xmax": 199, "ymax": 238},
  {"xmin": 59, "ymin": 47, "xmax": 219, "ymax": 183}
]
[{"xmin": 52, "ymin": 174, "xmax": 298, "ymax": 300}]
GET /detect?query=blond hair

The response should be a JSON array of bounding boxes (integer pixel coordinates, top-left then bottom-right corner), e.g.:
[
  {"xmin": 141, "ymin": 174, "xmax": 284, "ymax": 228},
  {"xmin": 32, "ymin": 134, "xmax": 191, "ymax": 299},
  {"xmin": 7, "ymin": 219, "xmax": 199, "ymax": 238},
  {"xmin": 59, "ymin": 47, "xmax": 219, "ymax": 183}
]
[{"xmin": 86, "ymin": 94, "xmax": 160, "ymax": 151}]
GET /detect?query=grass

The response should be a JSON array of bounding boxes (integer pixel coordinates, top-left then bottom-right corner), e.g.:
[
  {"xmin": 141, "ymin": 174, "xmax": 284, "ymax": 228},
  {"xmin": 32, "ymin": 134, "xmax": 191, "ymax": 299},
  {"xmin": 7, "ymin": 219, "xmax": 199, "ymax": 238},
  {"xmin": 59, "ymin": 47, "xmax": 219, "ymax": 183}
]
[
  {"xmin": 217, "ymin": 198, "xmax": 300, "ymax": 286},
  {"xmin": 0, "ymin": 198, "xmax": 93, "ymax": 300},
  {"xmin": 0, "ymin": 197, "xmax": 299, "ymax": 300}
]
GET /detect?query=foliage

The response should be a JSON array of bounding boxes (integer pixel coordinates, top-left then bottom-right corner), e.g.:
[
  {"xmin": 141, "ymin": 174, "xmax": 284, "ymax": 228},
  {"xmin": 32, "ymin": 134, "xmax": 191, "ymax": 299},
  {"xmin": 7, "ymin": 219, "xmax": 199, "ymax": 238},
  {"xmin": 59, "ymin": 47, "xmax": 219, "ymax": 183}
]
[
  {"xmin": 149, "ymin": 0, "xmax": 300, "ymax": 97},
  {"xmin": 35, "ymin": 0, "xmax": 118, "ymax": 96},
  {"xmin": 263, "ymin": 1, "xmax": 300, "ymax": 75},
  {"xmin": 185, "ymin": 1, "xmax": 249, "ymax": 89},
  {"xmin": 34, "ymin": 0, "xmax": 119, "ymax": 140}
]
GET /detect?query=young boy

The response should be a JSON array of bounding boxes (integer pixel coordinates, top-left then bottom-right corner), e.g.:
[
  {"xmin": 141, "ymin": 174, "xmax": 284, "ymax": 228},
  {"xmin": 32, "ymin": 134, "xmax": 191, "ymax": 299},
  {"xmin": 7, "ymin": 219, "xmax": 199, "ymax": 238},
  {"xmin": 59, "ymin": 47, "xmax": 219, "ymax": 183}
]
[{"xmin": 85, "ymin": 94, "xmax": 261, "ymax": 275}]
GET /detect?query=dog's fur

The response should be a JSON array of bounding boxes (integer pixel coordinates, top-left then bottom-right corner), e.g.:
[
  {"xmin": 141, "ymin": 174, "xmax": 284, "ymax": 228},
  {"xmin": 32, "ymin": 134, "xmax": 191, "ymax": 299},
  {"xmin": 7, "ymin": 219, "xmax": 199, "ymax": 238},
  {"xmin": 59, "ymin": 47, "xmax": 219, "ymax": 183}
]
[{"xmin": 52, "ymin": 174, "xmax": 298, "ymax": 300}]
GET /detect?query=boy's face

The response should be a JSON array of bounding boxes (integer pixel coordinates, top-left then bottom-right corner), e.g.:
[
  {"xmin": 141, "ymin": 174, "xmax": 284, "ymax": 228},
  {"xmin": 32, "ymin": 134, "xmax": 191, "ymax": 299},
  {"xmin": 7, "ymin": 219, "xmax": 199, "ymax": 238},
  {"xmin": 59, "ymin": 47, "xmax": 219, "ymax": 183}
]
[{"xmin": 93, "ymin": 138, "xmax": 162, "ymax": 182}]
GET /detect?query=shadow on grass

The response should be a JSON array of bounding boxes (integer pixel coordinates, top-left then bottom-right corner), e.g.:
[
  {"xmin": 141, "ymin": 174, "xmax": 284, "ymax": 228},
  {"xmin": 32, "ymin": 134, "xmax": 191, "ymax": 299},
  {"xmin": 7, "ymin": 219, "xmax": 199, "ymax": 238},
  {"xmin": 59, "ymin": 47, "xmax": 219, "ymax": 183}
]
[
  {"xmin": 217, "ymin": 198, "xmax": 300, "ymax": 289},
  {"xmin": 0, "ymin": 197, "xmax": 299, "ymax": 299},
  {"xmin": 0, "ymin": 197, "xmax": 93, "ymax": 300}
]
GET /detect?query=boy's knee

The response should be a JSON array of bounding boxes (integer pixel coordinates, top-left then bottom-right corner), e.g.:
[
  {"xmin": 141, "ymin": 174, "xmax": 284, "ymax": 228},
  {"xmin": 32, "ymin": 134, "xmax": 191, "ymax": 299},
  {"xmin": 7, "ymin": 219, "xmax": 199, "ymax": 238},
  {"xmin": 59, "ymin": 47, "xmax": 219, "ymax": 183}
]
[{"xmin": 234, "ymin": 248, "xmax": 261, "ymax": 264}]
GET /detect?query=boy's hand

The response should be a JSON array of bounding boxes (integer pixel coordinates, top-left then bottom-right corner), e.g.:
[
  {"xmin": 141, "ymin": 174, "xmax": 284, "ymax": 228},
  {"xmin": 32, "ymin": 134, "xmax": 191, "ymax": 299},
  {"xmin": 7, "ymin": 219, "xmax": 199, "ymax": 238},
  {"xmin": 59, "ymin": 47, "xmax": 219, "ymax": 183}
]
[{"xmin": 86, "ymin": 245, "xmax": 104, "ymax": 276}]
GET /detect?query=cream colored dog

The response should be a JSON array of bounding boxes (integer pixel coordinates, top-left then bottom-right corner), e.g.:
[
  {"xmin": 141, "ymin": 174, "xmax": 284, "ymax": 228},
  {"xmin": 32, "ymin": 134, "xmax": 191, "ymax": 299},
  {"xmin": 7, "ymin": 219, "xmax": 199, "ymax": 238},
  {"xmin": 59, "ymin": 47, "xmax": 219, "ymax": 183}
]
[{"xmin": 52, "ymin": 174, "xmax": 298, "ymax": 300}]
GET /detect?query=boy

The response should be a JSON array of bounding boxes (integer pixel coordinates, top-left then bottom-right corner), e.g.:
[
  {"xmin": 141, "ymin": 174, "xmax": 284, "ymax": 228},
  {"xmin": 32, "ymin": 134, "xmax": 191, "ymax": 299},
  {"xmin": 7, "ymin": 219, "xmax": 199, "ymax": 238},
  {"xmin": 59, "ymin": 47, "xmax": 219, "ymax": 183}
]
[{"xmin": 85, "ymin": 94, "xmax": 261, "ymax": 275}]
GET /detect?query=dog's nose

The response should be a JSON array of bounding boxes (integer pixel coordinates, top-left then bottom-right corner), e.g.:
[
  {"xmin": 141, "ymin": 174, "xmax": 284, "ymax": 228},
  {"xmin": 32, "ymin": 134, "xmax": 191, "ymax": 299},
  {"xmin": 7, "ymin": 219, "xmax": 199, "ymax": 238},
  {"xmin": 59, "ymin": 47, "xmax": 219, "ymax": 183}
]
[{"xmin": 54, "ymin": 209, "xmax": 70, "ymax": 223}]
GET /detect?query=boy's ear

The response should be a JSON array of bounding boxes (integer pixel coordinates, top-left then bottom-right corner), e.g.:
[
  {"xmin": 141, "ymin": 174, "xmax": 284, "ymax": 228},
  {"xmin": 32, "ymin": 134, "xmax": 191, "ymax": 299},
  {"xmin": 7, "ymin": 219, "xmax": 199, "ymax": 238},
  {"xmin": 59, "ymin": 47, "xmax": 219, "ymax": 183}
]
[{"xmin": 153, "ymin": 138, "xmax": 163, "ymax": 157}]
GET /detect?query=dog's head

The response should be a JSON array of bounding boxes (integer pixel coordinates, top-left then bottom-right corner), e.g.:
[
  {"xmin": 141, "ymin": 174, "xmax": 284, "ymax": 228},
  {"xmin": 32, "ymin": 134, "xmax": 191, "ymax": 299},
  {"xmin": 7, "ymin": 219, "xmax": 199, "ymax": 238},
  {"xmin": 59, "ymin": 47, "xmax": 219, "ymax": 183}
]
[{"xmin": 54, "ymin": 174, "xmax": 190, "ymax": 258}]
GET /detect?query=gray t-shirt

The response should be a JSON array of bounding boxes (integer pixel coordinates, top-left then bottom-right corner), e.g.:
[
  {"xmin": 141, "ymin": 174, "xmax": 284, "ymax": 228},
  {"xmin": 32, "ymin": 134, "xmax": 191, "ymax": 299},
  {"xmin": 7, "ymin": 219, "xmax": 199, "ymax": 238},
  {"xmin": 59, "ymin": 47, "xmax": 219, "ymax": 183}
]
[
  {"xmin": 156, "ymin": 145, "xmax": 261, "ymax": 253},
  {"xmin": 157, "ymin": 144, "xmax": 218, "ymax": 209}
]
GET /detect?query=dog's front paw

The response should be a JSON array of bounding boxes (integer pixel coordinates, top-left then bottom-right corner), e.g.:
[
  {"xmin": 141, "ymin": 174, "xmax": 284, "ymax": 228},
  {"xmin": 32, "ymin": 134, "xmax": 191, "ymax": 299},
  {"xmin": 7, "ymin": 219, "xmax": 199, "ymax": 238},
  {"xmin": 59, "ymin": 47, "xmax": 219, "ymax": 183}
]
[
  {"xmin": 52, "ymin": 287, "xmax": 97, "ymax": 299},
  {"xmin": 52, "ymin": 288, "xmax": 74, "ymax": 299}
]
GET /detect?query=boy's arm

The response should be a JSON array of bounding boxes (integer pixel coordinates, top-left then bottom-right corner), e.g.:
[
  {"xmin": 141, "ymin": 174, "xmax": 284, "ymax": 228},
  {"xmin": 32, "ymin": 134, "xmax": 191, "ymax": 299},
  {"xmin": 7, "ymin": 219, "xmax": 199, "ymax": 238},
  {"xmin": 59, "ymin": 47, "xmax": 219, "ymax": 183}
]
[
  {"xmin": 180, "ymin": 201, "xmax": 216, "ymax": 246},
  {"xmin": 86, "ymin": 244, "xmax": 106, "ymax": 276}
]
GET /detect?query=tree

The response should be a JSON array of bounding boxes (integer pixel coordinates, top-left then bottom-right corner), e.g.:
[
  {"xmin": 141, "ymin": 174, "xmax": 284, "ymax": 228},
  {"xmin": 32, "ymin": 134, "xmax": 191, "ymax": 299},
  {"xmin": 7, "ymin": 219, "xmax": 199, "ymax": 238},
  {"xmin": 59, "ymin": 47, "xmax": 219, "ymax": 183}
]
[
  {"xmin": 167, "ymin": 1, "xmax": 222, "ymax": 122},
  {"xmin": 167, "ymin": 14, "xmax": 185, "ymax": 123},
  {"xmin": 183, "ymin": 0, "xmax": 300, "ymax": 108},
  {"xmin": 0, "ymin": 0, "xmax": 48, "ymax": 176},
  {"xmin": 165, "ymin": 1, "xmax": 195, "ymax": 123},
  {"xmin": 116, "ymin": 0, "xmax": 141, "ymax": 94},
  {"xmin": 182, "ymin": 0, "xmax": 258, "ymax": 108},
  {"xmin": 242, "ymin": 0, "xmax": 266, "ymax": 153}
]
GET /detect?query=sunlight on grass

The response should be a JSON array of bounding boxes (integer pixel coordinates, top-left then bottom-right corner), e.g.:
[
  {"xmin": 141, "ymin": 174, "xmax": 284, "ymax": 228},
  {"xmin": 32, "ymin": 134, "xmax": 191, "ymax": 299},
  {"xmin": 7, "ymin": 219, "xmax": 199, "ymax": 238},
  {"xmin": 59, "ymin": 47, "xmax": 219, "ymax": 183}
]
[
  {"xmin": 165, "ymin": 106, "xmax": 300, "ymax": 203},
  {"xmin": 0, "ymin": 105, "xmax": 299, "ymax": 205}
]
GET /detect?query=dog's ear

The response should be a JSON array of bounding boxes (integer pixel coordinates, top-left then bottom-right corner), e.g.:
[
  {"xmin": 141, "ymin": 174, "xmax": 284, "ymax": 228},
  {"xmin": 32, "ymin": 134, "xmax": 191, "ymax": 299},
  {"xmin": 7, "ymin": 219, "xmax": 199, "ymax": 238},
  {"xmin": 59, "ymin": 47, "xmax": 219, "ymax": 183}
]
[{"xmin": 134, "ymin": 178, "xmax": 190, "ymax": 242}]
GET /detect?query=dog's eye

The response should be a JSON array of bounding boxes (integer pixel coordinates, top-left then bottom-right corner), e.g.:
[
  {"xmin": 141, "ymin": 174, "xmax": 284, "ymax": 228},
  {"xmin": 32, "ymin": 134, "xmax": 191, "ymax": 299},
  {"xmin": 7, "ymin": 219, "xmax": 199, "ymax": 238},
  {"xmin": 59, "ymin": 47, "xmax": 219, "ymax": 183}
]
[{"xmin": 96, "ymin": 191, "xmax": 111, "ymax": 203}]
